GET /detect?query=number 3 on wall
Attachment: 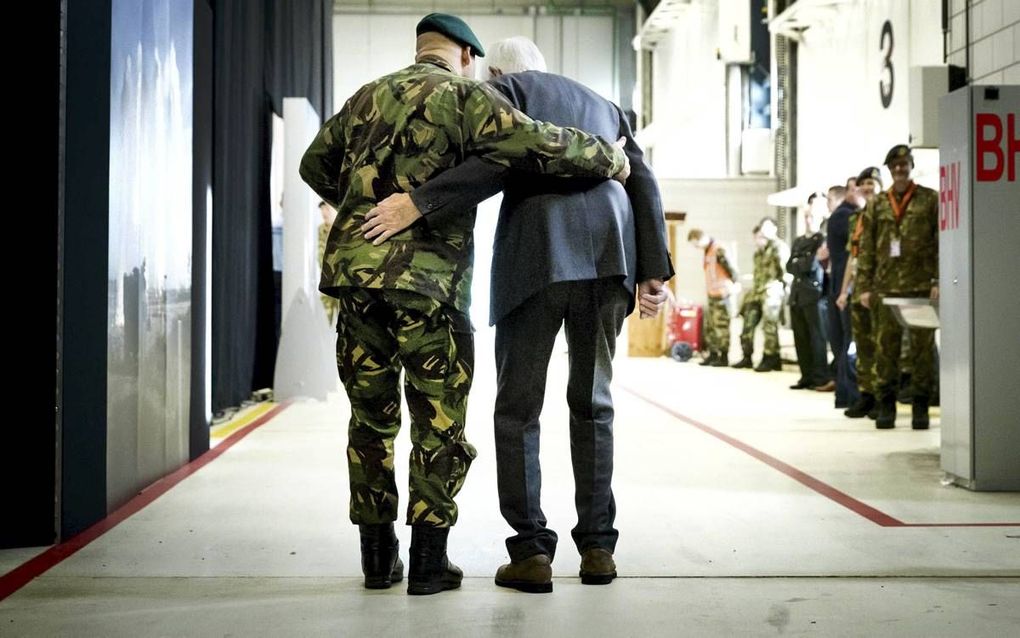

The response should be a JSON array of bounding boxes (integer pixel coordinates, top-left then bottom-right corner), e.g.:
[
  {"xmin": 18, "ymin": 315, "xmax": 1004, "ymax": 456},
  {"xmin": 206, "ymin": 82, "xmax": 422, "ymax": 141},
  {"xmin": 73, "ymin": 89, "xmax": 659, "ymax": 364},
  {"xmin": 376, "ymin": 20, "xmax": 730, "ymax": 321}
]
[{"xmin": 879, "ymin": 20, "xmax": 894, "ymax": 109}]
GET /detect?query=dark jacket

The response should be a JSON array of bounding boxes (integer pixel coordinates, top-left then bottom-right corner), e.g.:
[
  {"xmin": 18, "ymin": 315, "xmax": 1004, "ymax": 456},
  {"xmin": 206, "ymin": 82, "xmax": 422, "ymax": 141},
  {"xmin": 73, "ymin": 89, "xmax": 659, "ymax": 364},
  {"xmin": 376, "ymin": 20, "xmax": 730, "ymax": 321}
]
[
  {"xmin": 411, "ymin": 71, "xmax": 674, "ymax": 325},
  {"xmin": 826, "ymin": 201, "xmax": 856, "ymax": 301},
  {"xmin": 786, "ymin": 232, "xmax": 825, "ymax": 306}
]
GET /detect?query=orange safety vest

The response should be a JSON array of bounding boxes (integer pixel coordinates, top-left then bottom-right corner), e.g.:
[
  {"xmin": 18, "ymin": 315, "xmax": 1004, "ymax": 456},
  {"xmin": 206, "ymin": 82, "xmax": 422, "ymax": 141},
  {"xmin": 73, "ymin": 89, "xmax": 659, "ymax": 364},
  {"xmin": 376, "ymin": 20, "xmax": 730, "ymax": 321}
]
[{"xmin": 703, "ymin": 241, "xmax": 732, "ymax": 298}]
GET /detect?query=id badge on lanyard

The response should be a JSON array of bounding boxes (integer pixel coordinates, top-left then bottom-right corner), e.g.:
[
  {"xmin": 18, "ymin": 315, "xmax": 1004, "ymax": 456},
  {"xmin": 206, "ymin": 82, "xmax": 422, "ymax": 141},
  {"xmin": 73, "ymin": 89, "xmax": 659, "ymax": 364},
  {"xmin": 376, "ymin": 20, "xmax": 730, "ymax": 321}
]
[{"xmin": 890, "ymin": 236, "xmax": 901, "ymax": 258}]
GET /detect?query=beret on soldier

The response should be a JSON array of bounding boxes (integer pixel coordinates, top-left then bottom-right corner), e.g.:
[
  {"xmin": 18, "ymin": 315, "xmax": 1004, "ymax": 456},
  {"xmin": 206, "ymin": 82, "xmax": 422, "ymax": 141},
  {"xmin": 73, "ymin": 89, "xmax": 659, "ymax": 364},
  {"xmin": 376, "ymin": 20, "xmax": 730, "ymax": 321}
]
[
  {"xmin": 884, "ymin": 144, "xmax": 913, "ymax": 166},
  {"xmin": 857, "ymin": 166, "xmax": 883, "ymax": 184},
  {"xmin": 416, "ymin": 13, "xmax": 486, "ymax": 57}
]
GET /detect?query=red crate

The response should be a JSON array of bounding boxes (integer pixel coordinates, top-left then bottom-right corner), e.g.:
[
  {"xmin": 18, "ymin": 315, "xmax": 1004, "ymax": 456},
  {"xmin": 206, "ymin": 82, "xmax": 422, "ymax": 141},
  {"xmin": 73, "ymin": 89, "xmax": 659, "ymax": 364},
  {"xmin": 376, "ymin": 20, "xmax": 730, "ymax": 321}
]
[{"xmin": 668, "ymin": 303, "xmax": 703, "ymax": 353}]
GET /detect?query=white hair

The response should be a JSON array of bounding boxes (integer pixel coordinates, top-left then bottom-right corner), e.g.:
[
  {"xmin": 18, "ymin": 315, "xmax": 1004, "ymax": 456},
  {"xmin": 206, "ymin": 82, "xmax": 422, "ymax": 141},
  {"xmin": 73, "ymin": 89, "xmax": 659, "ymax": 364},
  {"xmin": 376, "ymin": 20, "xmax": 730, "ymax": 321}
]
[{"xmin": 484, "ymin": 36, "xmax": 547, "ymax": 79}]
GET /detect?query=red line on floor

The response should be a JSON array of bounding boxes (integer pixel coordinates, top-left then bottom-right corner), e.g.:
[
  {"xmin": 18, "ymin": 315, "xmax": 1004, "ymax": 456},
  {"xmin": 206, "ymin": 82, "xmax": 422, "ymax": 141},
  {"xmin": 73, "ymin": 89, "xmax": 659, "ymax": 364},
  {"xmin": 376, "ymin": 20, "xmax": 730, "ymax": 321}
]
[
  {"xmin": 0, "ymin": 402, "xmax": 292, "ymax": 602},
  {"xmin": 622, "ymin": 387, "xmax": 1020, "ymax": 529}
]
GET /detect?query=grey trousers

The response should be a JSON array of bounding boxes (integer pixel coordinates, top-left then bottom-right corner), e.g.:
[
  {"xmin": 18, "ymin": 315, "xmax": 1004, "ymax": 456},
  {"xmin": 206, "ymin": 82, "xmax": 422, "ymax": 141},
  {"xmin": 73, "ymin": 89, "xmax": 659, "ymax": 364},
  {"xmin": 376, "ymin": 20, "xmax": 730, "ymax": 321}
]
[{"xmin": 493, "ymin": 278, "xmax": 630, "ymax": 561}]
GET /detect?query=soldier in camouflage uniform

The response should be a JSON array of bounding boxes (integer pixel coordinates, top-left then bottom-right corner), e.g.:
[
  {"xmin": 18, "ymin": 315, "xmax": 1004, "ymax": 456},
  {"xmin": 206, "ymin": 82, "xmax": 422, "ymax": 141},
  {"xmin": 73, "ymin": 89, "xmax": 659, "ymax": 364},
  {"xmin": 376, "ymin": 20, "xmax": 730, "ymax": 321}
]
[
  {"xmin": 733, "ymin": 218, "xmax": 785, "ymax": 372},
  {"xmin": 688, "ymin": 228, "xmax": 736, "ymax": 367},
  {"xmin": 317, "ymin": 201, "xmax": 339, "ymax": 325},
  {"xmin": 856, "ymin": 145, "xmax": 939, "ymax": 429},
  {"xmin": 838, "ymin": 166, "xmax": 882, "ymax": 419},
  {"xmin": 299, "ymin": 13, "xmax": 627, "ymax": 596}
]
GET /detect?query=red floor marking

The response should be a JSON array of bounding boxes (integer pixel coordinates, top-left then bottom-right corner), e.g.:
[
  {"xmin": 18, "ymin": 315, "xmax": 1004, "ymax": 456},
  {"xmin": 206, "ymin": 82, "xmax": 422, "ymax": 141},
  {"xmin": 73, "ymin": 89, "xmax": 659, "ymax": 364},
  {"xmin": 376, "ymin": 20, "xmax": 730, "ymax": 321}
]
[
  {"xmin": 0, "ymin": 402, "xmax": 291, "ymax": 602},
  {"xmin": 623, "ymin": 387, "xmax": 1020, "ymax": 529}
]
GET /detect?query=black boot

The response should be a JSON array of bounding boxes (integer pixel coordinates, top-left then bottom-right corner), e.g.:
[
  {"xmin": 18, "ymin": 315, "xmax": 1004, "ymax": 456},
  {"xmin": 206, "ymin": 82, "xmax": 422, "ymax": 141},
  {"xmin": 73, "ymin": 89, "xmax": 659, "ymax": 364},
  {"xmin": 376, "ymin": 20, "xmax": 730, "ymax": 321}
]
[
  {"xmin": 844, "ymin": 393, "xmax": 875, "ymax": 419},
  {"xmin": 732, "ymin": 352, "xmax": 754, "ymax": 369},
  {"xmin": 699, "ymin": 351, "xmax": 718, "ymax": 366},
  {"xmin": 754, "ymin": 353, "xmax": 782, "ymax": 372},
  {"xmin": 710, "ymin": 352, "xmax": 729, "ymax": 367},
  {"xmin": 407, "ymin": 526, "xmax": 462, "ymax": 595},
  {"xmin": 911, "ymin": 397, "xmax": 930, "ymax": 430},
  {"xmin": 875, "ymin": 395, "xmax": 897, "ymax": 429},
  {"xmin": 359, "ymin": 523, "xmax": 403, "ymax": 589}
]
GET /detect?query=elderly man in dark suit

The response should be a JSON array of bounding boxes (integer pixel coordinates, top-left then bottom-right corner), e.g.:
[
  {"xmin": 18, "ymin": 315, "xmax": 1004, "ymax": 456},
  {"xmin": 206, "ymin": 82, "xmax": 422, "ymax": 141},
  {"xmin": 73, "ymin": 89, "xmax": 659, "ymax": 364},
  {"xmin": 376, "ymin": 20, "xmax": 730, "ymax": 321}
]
[{"xmin": 361, "ymin": 36, "xmax": 673, "ymax": 593}]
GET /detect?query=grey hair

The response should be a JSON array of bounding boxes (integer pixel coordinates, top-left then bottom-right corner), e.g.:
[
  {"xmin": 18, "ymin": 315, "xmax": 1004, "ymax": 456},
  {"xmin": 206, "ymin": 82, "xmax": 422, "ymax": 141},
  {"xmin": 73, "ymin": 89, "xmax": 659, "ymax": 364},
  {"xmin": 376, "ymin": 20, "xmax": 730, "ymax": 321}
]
[{"xmin": 484, "ymin": 36, "xmax": 547, "ymax": 79}]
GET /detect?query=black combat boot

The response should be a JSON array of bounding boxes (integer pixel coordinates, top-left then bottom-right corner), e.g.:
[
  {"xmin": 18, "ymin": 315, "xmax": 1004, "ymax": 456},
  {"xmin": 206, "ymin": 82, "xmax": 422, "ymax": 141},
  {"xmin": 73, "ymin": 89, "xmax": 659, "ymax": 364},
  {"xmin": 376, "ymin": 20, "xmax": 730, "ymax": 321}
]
[
  {"xmin": 359, "ymin": 523, "xmax": 403, "ymax": 589},
  {"xmin": 754, "ymin": 353, "xmax": 782, "ymax": 372},
  {"xmin": 710, "ymin": 352, "xmax": 729, "ymax": 367},
  {"xmin": 875, "ymin": 395, "xmax": 897, "ymax": 429},
  {"xmin": 911, "ymin": 396, "xmax": 930, "ymax": 430},
  {"xmin": 732, "ymin": 351, "xmax": 754, "ymax": 369},
  {"xmin": 867, "ymin": 403, "xmax": 880, "ymax": 420},
  {"xmin": 844, "ymin": 392, "xmax": 875, "ymax": 419},
  {"xmin": 699, "ymin": 351, "xmax": 718, "ymax": 366},
  {"xmin": 407, "ymin": 526, "xmax": 462, "ymax": 595}
]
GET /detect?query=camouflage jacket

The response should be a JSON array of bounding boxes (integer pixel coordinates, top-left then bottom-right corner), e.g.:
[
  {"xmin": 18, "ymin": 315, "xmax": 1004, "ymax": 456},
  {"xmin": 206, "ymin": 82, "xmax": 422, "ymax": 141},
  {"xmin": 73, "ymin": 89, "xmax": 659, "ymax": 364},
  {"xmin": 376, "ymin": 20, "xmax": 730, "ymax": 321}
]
[
  {"xmin": 856, "ymin": 183, "xmax": 938, "ymax": 295},
  {"xmin": 746, "ymin": 239, "xmax": 784, "ymax": 303},
  {"xmin": 299, "ymin": 56, "xmax": 625, "ymax": 313}
]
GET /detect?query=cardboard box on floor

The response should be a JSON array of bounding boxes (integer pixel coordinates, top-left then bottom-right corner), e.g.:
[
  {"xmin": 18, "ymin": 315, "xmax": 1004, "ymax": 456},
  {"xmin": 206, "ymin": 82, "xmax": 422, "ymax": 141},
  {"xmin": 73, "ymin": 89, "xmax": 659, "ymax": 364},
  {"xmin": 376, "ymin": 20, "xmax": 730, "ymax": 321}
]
[{"xmin": 628, "ymin": 212, "xmax": 684, "ymax": 357}]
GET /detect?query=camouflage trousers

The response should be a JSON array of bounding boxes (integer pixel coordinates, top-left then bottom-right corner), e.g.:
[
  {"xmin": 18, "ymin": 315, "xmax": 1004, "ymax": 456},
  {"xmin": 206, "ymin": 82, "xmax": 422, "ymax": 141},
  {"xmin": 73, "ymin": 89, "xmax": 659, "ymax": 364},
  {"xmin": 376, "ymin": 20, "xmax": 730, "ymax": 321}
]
[
  {"xmin": 873, "ymin": 295, "xmax": 935, "ymax": 400},
  {"xmin": 739, "ymin": 300, "xmax": 779, "ymax": 356},
  {"xmin": 335, "ymin": 288, "xmax": 477, "ymax": 528},
  {"xmin": 850, "ymin": 301, "xmax": 875, "ymax": 394},
  {"xmin": 704, "ymin": 296, "xmax": 731, "ymax": 353}
]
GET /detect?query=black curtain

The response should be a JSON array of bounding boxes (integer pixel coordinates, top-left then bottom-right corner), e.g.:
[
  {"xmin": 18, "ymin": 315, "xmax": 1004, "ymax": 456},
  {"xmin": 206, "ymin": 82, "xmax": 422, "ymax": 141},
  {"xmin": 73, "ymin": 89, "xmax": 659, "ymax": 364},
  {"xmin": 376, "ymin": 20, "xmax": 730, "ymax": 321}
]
[
  {"xmin": 212, "ymin": 0, "xmax": 270, "ymax": 410},
  {"xmin": 211, "ymin": 0, "xmax": 333, "ymax": 412},
  {"xmin": 267, "ymin": 0, "xmax": 333, "ymax": 121}
]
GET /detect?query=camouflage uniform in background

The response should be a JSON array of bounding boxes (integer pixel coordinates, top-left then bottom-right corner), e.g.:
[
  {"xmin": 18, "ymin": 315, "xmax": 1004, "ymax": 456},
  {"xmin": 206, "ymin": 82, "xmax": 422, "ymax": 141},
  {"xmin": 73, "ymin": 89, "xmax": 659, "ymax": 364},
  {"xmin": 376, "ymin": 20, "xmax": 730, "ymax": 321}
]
[
  {"xmin": 702, "ymin": 241, "xmax": 736, "ymax": 362},
  {"xmin": 739, "ymin": 239, "xmax": 784, "ymax": 358},
  {"xmin": 856, "ymin": 184, "xmax": 939, "ymax": 405},
  {"xmin": 300, "ymin": 55, "xmax": 624, "ymax": 527},
  {"xmin": 318, "ymin": 223, "xmax": 339, "ymax": 325},
  {"xmin": 846, "ymin": 209, "xmax": 876, "ymax": 396}
]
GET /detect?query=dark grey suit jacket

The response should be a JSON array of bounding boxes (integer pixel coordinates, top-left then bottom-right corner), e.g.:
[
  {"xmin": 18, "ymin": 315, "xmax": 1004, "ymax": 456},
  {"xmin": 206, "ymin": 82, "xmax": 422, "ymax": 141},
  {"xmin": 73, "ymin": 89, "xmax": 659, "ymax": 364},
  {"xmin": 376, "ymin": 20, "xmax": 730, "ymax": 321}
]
[{"xmin": 410, "ymin": 71, "xmax": 674, "ymax": 326}]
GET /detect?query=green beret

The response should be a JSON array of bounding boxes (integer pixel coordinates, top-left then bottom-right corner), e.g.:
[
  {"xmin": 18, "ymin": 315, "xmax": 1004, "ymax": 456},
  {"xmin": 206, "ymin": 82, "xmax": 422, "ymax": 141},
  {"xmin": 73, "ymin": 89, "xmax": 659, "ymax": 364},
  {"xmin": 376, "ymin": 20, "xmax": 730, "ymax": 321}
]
[
  {"xmin": 416, "ymin": 13, "xmax": 485, "ymax": 57},
  {"xmin": 857, "ymin": 166, "xmax": 883, "ymax": 184},
  {"xmin": 884, "ymin": 144, "xmax": 913, "ymax": 166}
]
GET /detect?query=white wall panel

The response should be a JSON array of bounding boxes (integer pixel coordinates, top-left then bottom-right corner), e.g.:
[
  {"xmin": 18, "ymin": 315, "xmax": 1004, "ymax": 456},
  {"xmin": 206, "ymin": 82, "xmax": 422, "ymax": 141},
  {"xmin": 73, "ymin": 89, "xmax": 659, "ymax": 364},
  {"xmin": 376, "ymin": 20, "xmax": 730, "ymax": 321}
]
[
  {"xmin": 649, "ymin": 3, "xmax": 728, "ymax": 178},
  {"xmin": 795, "ymin": 0, "xmax": 942, "ymax": 194}
]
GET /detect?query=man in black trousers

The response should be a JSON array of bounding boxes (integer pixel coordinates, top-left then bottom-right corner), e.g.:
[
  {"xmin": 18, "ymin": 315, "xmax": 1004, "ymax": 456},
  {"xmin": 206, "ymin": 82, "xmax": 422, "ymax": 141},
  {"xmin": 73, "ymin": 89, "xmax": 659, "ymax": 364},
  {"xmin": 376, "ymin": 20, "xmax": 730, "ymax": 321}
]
[
  {"xmin": 787, "ymin": 196, "xmax": 831, "ymax": 390},
  {"xmin": 360, "ymin": 37, "xmax": 674, "ymax": 593}
]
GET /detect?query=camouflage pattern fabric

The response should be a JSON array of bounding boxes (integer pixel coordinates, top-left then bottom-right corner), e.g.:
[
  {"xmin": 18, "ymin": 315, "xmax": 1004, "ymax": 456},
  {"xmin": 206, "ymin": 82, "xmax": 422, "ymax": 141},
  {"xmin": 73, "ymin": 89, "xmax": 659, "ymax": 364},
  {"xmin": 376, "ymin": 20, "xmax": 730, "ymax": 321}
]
[
  {"xmin": 873, "ymin": 299, "xmax": 935, "ymax": 400},
  {"xmin": 744, "ymin": 240, "xmax": 784, "ymax": 304},
  {"xmin": 335, "ymin": 287, "xmax": 476, "ymax": 527},
  {"xmin": 705, "ymin": 296, "xmax": 730, "ymax": 354},
  {"xmin": 739, "ymin": 301, "xmax": 780, "ymax": 356},
  {"xmin": 300, "ymin": 55, "xmax": 625, "ymax": 315},
  {"xmin": 855, "ymin": 183, "xmax": 936, "ymax": 399},
  {"xmin": 850, "ymin": 301, "xmax": 875, "ymax": 394},
  {"xmin": 318, "ymin": 223, "xmax": 339, "ymax": 325},
  {"xmin": 856, "ymin": 184, "xmax": 939, "ymax": 296}
]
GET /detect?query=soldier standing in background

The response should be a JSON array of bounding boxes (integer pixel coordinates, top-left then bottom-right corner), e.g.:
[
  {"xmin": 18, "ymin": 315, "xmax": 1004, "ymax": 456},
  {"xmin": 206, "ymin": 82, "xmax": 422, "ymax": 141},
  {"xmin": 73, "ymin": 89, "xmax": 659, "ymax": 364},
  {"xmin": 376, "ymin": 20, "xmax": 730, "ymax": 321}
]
[
  {"xmin": 688, "ymin": 228, "xmax": 736, "ymax": 367},
  {"xmin": 317, "ymin": 200, "xmax": 339, "ymax": 325},
  {"xmin": 838, "ymin": 166, "xmax": 883, "ymax": 418},
  {"xmin": 856, "ymin": 145, "xmax": 939, "ymax": 429},
  {"xmin": 300, "ymin": 13, "xmax": 628, "ymax": 596},
  {"xmin": 733, "ymin": 218, "xmax": 784, "ymax": 372}
]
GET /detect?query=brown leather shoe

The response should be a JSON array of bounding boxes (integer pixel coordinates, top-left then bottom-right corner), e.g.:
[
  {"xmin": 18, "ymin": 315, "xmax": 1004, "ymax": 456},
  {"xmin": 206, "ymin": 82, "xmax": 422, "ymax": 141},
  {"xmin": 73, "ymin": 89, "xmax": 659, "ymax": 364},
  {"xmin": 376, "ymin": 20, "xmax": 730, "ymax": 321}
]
[
  {"xmin": 579, "ymin": 548, "xmax": 616, "ymax": 585},
  {"xmin": 494, "ymin": 554, "xmax": 552, "ymax": 593},
  {"xmin": 814, "ymin": 380, "xmax": 836, "ymax": 392}
]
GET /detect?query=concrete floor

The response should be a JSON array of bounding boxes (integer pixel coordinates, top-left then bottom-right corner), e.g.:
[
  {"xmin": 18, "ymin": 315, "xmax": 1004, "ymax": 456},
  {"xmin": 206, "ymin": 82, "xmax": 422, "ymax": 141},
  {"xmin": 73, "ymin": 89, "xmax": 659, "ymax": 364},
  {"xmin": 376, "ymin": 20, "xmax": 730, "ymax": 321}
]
[{"xmin": 2, "ymin": 331, "xmax": 1018, "ymax": 636}]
